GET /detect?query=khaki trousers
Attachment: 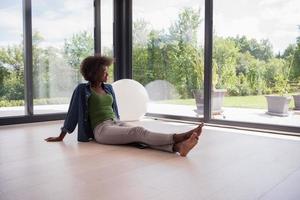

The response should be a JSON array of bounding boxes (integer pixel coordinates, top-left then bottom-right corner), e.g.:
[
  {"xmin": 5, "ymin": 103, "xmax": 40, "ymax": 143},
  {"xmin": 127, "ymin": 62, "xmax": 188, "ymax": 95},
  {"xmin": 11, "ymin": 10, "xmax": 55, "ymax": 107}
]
[{"xmin": 93, "ymin": 119, "xmax": 175, "ymax": 152}]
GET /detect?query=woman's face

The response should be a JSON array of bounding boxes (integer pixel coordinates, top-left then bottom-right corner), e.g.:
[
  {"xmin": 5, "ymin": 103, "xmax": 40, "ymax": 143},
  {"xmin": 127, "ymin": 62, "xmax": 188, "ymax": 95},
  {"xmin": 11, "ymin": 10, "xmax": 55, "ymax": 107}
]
[{"xmin": 100, "ymin": 66, "xmax": 109, "ymax": 82}]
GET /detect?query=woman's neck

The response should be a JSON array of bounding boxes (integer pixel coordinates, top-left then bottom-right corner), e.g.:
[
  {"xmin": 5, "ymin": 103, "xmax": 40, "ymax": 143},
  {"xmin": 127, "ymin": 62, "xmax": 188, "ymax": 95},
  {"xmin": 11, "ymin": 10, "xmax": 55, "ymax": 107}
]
[{"xmin": 91, "ymin": 82, "xmax": 102, "ymax": 88}]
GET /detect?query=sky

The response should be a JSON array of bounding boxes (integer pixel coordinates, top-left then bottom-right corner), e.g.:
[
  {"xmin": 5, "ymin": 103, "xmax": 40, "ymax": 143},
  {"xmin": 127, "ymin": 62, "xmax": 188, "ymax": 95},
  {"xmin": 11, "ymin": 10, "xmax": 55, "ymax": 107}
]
[{"xmin": 0, "ymin": 0, "xmax": 299, "ymax": 54}]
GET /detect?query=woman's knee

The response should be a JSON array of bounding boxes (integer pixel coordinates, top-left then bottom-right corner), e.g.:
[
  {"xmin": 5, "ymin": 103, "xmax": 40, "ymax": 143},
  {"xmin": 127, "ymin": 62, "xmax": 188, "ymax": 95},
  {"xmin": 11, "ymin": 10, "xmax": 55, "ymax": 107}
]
[{"xmin": 129, "ymin": 126, "xmax": 147, "ymax": 137}]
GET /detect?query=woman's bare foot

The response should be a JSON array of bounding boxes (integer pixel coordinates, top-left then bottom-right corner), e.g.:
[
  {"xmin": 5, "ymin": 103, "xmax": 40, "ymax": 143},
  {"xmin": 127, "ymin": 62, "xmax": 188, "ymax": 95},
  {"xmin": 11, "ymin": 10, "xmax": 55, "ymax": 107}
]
[
  {"xmin": 174, "ymin": 132, "xmax": 198, "ymax": 157},
  {"xmin": 173, "ymin": 122, "xmax": 204, "ymax": 143},
  {"xmin": 192, "ymin": 122, "xmax": 204, "ymax": 138}
]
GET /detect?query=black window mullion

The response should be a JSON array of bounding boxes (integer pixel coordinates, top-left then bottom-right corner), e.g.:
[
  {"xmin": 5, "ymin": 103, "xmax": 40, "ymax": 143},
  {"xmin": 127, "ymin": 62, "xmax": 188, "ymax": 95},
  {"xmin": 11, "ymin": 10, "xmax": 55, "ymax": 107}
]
[
  {"xmin": 113, "ymin": 0, "xmax": 132, "ymax": 80},
  {"xmin": 94, "ymin": 0, "xmax": 101, "ymax": 54},
  {"xmin": 23, "ymin": 0, "xmax": 33, "ymax": 116},
  {"xmin": 204, "ymin": 0, "xmax": 213, "ymax": 122}
]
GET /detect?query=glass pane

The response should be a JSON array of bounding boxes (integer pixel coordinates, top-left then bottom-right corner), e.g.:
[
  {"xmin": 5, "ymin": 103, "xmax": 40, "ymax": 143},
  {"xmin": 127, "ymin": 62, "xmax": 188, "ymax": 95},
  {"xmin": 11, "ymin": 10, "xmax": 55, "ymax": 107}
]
[
  {"xmin": 213, "ymin": 0, "xmax": 300, "ymax": 127},
  {"xmin": 101, "ymin": 0, "xmax": 114, "ymax": 83},
  {"xmin": 32, "ymin": 0, "xmax": 94, "ymax": 114},
  {"xmin": 133, "ymin": 0, "xmax": 205, "ymax": 117},
  {"xmin": 0, "ymin": 0, "xmax": 25, "ymax": 117}
]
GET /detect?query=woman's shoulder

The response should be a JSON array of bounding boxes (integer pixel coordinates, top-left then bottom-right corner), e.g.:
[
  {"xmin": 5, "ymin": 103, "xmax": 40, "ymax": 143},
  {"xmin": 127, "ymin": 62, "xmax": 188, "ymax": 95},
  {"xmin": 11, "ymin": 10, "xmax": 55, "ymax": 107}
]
[
  {"xmin": 103, "ymin": 83, "xmax": 116, "ymax": 95},
  {"xmin": 76, "ymin": 82, "xmax": 89, "ymax": 89},
  {"xmin": 72, "ymin": 83, "xmax": 90, "ymax": 94},
  {"xmin": 103, "ymin": 83, "xmax": 113, "ymax": 89}
]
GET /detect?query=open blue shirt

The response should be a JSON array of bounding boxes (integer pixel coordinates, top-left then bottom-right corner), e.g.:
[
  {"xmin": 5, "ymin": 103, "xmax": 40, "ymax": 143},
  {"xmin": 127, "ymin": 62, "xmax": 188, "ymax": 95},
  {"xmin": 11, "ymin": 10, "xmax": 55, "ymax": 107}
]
[{"xmin": 61, "ymin": 82, "xmax": 120, "ymax": 142}]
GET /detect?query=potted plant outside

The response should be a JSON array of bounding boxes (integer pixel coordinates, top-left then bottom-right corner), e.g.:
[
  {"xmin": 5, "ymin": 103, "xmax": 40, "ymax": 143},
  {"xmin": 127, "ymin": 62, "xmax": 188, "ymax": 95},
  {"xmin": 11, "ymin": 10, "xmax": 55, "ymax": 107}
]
[
  {"xmin": 192, "ymin": 89, "xmax": 226, "ymax": 115},
  {"xmin": 265, "ymin": 52, "xmax": 297, "ymax": 116},
  {"xmin": 292, "ymin": 81, "xmax": 300, "ymax": 110},
  {"xmin": 193, "ymin": 71, "xmax": 226, "ymax": 115},
  {"xmin": 293, "ymin": 94, "xmax": 300, "ymax": 110},
  {"xmin": 265, "ymin": 74, "xmax": 291, "ymax": 117}
]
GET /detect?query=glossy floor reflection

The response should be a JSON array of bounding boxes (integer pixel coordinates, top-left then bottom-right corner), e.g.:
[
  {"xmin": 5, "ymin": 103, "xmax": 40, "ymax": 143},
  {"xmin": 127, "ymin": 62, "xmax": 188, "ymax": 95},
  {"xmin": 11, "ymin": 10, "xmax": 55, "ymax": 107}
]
[{"xmin": 1, "ymin": 119, "xmax": 300, "ymax": 200}]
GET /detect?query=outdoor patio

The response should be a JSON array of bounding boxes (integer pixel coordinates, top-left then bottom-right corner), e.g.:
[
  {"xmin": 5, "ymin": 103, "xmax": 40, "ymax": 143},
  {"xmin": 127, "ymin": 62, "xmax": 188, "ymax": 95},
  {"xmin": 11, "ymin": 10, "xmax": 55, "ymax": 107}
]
[
  {"xmin": 1, "ymin": 103, "xmax": 299, "ymax": 127},
  {"xmin": 148, "ymin": 103, "xmax": 300, "ymax": 127}
]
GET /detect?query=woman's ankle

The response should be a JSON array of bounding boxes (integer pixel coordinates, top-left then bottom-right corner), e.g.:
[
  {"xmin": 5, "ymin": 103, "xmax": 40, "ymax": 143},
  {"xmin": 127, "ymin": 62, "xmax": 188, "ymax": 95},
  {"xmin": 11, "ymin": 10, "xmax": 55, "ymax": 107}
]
[
  {"xmin": 173, "ymin": 143, "xmax": 180, "ymax": 152},
  {"xmin": 173, "ymin": 133, "xmax": 182, "ymax": 143}
]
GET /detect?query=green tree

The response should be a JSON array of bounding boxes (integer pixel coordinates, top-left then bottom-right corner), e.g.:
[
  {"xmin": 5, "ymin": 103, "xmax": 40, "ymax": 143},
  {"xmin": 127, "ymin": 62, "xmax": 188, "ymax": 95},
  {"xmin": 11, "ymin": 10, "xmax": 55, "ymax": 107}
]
[
  {"xmin": 213, "ymin": 36, "xmax": 238, "ymax": 94},
  {"xmin": 282, "ymin": 44, "xmax": 296, "ymax": 59},
  {"xmin": 295, "ymin": 36, "xmax": 300, "ymax": 80},
  {"xmin": 232, "ymin": 36, "xmax": 273, "ymax": 61},
  {"xmin": 280, "ymin": 26, "xmax": 300, "ymax": 82},
  {"xmin": 133, "ymin": 7, "xmax": 204, "ymax": 99},
  {"xmin": 264, "ymin": 58, "xmax": 288, "ymax": 94},
  {"xmin": 32, "ymin": 31, "xmax": 50, "ymax": 99},
  {"xmin": 168, "ymin": 7, "xmax": 203, "ymax": 98},
  {"xmin": 236, "ymin": 52, "xmax": 267, "ymax": 95},
  {"xmin": 169, "ymin": 7, "xmax": 202, "ymax": 46},
  {"xmin": 132, "ymin": 20, "xmax": 151, "ymax": 85},
  {"xmin": 0, "ymin": 66, "xmax": 9, "ymax": 97},
  {"xmin": 0, "ymin": 44, "xmax": 24, "ymax": 100},
  {"xmin": 64, "ymin": 31, "xmax": 93, "ymax": 84},
  {"xmin": 133, "ymin": 19, "xmax": 150, "ymax": 47}
]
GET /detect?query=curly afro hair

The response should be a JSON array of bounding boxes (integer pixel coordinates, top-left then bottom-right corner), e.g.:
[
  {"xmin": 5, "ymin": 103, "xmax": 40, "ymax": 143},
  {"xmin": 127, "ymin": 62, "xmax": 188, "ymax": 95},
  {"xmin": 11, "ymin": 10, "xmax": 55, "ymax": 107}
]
[{"xmin": 80, "ymin": 55, "xmax": 113, "ymax": 85}]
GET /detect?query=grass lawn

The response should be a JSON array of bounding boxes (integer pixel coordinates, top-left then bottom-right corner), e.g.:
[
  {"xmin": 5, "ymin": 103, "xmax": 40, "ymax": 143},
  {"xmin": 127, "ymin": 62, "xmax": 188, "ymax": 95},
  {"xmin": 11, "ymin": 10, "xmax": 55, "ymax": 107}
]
[{"xmin": 156, "ymin": 94, "xmax": 295, "ymax": 109}]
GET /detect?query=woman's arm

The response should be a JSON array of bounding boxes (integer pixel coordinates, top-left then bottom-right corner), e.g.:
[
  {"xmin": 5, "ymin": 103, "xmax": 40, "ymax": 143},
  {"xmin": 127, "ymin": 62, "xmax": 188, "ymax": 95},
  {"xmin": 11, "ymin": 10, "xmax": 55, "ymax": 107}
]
[
  {"xmin": 45, "ymin": 85, "xmax": 80, "ymax": 142},
  {"xmin": 44, "ymin": 131, "xmax": 67, "ymax": 142}
]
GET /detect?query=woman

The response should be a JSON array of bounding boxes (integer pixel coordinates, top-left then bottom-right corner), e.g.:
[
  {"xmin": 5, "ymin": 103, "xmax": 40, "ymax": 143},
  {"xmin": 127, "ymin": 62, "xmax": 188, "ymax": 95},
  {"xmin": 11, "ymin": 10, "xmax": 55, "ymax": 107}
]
[{"xmin": 45, "ymin": 55, "xmax": 203, "ymax": 156}]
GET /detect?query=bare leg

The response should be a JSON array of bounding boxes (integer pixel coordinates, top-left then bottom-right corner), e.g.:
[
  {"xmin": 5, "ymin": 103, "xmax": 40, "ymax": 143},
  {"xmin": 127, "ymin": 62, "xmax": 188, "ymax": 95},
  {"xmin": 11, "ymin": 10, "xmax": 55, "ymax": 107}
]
[
  {"xmin": 173, "ymin": 122, "xmax": 204, "ymax": 143},
  {"xmin": 173, "ymin": 132, "xmax": 198, "ymax": 156}
]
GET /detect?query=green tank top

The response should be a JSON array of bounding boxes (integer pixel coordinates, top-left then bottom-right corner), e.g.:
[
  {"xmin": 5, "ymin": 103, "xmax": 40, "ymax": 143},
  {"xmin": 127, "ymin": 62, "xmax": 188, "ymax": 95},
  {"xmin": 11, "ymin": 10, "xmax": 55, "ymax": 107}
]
[{"xmin": 88, "ymin": 89, "xmax": 116, "ymax": 130}]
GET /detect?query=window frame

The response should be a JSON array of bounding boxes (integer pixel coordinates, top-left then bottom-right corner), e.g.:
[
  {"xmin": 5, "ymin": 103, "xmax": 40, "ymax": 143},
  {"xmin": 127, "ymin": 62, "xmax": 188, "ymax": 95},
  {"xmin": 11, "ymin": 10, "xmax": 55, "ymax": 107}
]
[{"xmin": 1, "ymin": 0, "xmax": 299, "ymax": 135}]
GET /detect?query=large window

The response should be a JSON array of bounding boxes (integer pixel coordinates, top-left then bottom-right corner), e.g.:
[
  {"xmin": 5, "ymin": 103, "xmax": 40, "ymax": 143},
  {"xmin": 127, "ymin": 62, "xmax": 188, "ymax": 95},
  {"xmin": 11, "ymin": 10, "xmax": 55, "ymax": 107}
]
[
  {"xmin": 0, "ymin": 0, "xmax": 24, "ymax": 117},
  {"xmin": 133, "ymin": 0, "xmax": 205, "ymax": 118},
  {"xmin": 101, "ymin": 0, "xmax": 114, "ymax": 83},
  {"xmin": 212, "ymin": 0, "xmax": 300, "ymax": 128},
  {"xmin": 1, "ymin": 0, "xmax": 299, "ymax": 133},
  {"xmin": 32, "ymin": 0, "xmax": 94, "ymax": 114}
]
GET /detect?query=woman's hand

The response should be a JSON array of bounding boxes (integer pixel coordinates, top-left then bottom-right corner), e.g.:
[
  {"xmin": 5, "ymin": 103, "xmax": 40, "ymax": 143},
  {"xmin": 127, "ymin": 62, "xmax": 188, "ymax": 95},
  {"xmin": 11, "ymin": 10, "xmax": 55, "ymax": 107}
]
[
  {"xmin": 44, "ymin": 136, "xmax": 63, "ymax": 142},
  {"xmin": 45, "ymin": 131, "xmax": 66, "ymax": 142}
]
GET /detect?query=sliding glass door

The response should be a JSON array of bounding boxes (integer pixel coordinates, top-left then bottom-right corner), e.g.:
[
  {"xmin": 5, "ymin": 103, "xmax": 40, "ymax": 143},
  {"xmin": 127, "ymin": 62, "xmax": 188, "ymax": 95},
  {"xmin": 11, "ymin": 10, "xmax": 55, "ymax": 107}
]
[
  {"xmin": 132, "ymin": 0, "xmax": 205, "ymax": 118},
  {"xmin": 0, "ymin": 0, "xmax": 25, "ymax": 117},
  {"xmin": 32, "ymin": 0, "xmax": 94, "ymax": 114},
  {"xmin": 212, "ymin": 0, "xmax": 300, "ymax": 129}
]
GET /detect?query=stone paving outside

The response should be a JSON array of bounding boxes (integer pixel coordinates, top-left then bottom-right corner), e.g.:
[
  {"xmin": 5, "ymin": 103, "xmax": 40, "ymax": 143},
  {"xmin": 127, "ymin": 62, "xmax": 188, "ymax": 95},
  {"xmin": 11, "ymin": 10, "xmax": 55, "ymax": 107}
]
[
  {"xmin": 0, "ymin": 103, "xmax": 299, "ymax": 127},
  {"xmin": 147, "ymin": 103, "xmax": 300, "ymax": 127}
]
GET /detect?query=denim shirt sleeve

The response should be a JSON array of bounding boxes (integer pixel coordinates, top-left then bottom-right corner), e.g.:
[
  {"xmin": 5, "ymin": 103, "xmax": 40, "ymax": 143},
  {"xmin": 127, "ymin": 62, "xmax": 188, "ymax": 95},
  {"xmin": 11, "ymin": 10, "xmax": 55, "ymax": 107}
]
[
  {"xmin": 111, "ymin": 85, "xmax": 120, "ymax": 119},
  {"xmin": 61, "ymin": 85, "xmax": 80, "ymax": 134}
]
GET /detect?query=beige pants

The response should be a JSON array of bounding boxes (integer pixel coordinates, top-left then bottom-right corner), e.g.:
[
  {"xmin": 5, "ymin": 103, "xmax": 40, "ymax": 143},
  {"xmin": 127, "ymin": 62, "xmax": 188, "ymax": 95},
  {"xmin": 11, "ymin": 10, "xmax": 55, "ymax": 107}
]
[{"xmin": 93, "ymin": 119, "xmax": 175, "ymax": 152}]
